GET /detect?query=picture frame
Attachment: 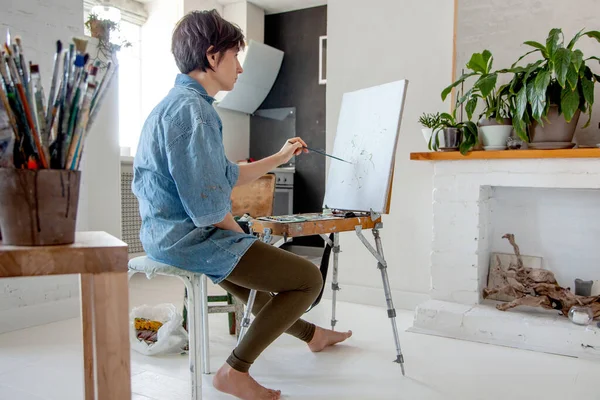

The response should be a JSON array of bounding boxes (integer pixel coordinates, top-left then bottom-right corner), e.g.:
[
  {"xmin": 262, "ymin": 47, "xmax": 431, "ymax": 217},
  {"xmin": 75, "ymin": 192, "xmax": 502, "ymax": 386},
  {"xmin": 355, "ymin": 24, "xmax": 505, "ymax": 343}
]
[{"xmin": 319, "ymin": 35, "xmax": 327, "ymax": 85}]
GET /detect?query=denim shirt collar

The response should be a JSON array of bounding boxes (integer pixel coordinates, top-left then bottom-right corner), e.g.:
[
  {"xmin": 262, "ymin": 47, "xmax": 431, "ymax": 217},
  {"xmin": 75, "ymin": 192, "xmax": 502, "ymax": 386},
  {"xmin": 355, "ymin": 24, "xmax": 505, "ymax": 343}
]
[{"xmin": 174, "ymin": 74, "xmax": 215, "ymax": 105}]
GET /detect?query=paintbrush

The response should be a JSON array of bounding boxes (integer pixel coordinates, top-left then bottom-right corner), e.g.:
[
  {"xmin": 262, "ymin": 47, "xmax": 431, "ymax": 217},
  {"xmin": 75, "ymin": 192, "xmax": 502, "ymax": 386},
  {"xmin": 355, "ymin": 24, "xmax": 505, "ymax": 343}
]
[
  {"xmin": 307, "ymin": 147, "xmax": 353, "ymax": 164},
  {"xmin": 4, "ymin": 47, "xmax": 47, "ymax": 168},
  {"xmin": 67, "ymin": 82, "xmax": 95, "ymax": 170},
  {"xmin": 29, "ymin": 64, "xmax": 49, "ymax": 161},
  {"xmin": 0, "ymin": 57, "xmax": 19, "ymax": 136},
  {"xmin": 287, "ymin": 141, "xmax": 353, "ymax": 164},
  {"xmin": 45, "ymin": 40, "xmax": 62, "ymax": 142},
  {"xmin": 52, "ymin": 49, "xmax": 70, "ymax": 168},
  {"xmin": 1, "ymin": 52, "xmax": 33, "ymax": 168},
  {"xmin": 87, "ymin": 63, "xmax": 117, "ymax": 132},
  {"xmin": 14, "ymin": 36, "xmax": 33, "ymax": 116},
  {"xmin": 90, "ymin": 60, "xmax": 111, "ymax": 112},
  {"xmin": 0, "ymin": 93, "xmax": 15, "ymax": 168}
]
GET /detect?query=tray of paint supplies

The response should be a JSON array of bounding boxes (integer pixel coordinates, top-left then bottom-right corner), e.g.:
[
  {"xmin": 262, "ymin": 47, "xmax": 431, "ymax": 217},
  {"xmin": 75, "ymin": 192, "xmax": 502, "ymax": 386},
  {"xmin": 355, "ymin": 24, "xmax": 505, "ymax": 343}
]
[
  {"xmin": 0, "ymin": 32, "xmax": 117, "ymax": 170},
  {"xmin": 256, "ymin": 210, "xmax": 373, "ymax": 223}
]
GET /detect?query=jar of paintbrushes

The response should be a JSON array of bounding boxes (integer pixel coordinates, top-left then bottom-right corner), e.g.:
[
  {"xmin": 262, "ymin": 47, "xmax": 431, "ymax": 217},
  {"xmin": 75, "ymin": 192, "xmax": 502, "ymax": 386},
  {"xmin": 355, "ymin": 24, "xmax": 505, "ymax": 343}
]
[{"xmin": 0, "ymin": 32, "xmax": 117, "ymax": 245}]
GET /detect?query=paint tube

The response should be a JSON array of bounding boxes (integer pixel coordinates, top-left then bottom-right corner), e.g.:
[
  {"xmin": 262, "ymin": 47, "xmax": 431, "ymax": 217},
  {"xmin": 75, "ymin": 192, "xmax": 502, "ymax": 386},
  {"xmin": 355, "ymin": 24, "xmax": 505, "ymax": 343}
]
[{"xmin": 0, "ymin": 98, "xmax": 15, "ymax": 167}]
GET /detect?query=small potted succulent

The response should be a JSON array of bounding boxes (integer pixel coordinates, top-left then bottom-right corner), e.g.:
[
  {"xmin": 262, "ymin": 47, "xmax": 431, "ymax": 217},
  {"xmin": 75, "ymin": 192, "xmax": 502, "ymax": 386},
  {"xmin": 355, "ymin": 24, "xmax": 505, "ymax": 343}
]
[{"xmin": 418, "ymin": 112, "xmax": 442, "ymax": 147}]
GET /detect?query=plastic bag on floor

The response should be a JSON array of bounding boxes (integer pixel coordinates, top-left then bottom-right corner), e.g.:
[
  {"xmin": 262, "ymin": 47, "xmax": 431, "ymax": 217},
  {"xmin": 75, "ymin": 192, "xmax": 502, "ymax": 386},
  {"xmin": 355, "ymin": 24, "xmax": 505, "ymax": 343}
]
[{"xmin": 130, "ymin": 303, "xmax": 188, "ymax": 356}]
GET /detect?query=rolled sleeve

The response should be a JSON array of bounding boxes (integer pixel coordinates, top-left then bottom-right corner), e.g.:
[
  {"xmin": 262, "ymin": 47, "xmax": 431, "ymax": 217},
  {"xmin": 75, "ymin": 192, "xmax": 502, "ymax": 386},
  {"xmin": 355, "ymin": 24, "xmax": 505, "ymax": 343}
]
[
  {"xmin": 166, "ymin": 122, "xmax": 234, "ymax": 227},
  {"xmin": 225, "ymin": 160, "xmax": 240, "ymax": 187}
]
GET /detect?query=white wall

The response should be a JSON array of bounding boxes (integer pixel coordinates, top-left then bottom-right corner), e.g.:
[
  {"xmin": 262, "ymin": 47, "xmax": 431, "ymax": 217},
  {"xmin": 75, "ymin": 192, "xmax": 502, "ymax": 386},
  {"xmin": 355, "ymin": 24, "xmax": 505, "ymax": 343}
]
[
  {"xmin": 0, "ymin": 0, "xmax": 119, "ymax": 333},
  {"xmin": 139, "ymin": 0, "xmax": 253, "ymax": 161},
  {"xmin": 140, "ymin": 0, "xmax": 183, "ymax": 121},
  {"xmin": 456, "ymin": 0, "xmax": 600, "ymax": 145},
  {"xmin": 215, "ymin": 1, "xmax": 266, "ymax": 162},
  {"xmin": 326, "ymin": 0, "xmax": 454, "ymax": 310}
]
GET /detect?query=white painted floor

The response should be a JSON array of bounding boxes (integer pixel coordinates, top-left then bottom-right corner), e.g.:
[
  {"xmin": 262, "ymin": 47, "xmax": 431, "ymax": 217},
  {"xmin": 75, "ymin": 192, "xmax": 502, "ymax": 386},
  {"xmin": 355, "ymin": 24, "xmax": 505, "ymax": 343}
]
[{"xmin": 1, "ymin": 274, "xmax": 599, "ymax": 400}]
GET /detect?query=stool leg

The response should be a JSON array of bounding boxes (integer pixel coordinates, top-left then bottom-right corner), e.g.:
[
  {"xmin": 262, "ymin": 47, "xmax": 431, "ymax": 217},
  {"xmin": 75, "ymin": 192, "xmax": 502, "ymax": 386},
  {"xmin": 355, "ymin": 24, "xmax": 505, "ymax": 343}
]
[
  {"xmin": 372, "ymin": 228, "xmax": 405, "ymax": 376},
  {"xmin": 182, "ymin": 276, "xmax": 202, "ymax": 400},
  {"xmin": 127, "ymin": 271, "xmax": 137, "ymax": 281},
  {"xmin": 200, "ymin": 275, "xmax": 210, "ymax": 375},
  {"xmin": 227, "ymin": 293, "xmax": 235, "ymax": 335},
  {"xmin": 237, "ymin": 289, "xmax": 257, "ymax": 345},
  {"xmin": 331, "ymin": 233, "xmax": 340, "ymax": 331},
  {"xmin": 233, "ymin": 296, "xmax": 244, "ymax": 338}
]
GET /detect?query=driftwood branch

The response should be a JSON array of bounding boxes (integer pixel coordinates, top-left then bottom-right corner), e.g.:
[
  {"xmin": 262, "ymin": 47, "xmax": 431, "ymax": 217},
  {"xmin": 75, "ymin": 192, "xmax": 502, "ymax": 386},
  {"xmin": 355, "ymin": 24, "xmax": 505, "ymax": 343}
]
[{"xmin": 484, "ymin": 234, "xmax": 600, "ymax": 319}]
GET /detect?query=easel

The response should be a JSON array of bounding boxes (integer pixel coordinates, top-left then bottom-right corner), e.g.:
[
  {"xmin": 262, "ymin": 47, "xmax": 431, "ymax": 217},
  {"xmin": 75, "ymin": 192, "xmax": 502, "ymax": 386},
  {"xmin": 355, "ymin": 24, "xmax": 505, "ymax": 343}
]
[{"xmin": 238, "ymin": 170, "xmax": 406, "ymax": 375}]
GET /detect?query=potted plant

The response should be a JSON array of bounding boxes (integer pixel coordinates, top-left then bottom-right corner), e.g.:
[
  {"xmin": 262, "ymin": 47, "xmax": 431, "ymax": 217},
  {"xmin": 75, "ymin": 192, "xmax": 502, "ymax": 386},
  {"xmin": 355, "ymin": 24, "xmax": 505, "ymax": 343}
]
[
  {"xmin": 504, "ymin": 28, "xmax": 600, "ymax": 147},
  {"xmin": 441, "ymin": 50, "xmax": 514, "ymax": 150},
  {"xmin": 428, "ymin": 108, "xmax": 478, "ymax": 155},
  {"xmin": 85, "ymin": 12, "xmax": 131, "ymax": 58},
  {"xmin": 478, "ymin": 85, "xmax": 514, "ymax": 149},
  {"xmin": 418, "ymin": 112, "xmax": 442, "ymax": 147}
]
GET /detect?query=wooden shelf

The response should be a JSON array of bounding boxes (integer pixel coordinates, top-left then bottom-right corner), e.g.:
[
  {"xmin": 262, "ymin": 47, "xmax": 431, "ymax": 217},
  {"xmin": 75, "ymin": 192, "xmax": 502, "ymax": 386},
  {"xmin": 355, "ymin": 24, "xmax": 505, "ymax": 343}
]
[{"xmin": 410, "ymin": 148, "xmax": 600, "ymax": 161}]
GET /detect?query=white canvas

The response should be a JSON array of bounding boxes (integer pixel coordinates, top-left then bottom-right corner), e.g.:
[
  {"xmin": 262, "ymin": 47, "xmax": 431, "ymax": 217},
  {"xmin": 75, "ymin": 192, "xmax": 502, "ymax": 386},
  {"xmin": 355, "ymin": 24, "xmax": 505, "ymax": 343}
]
[{"xmin": 323, "ymin": 80, "xmax": 408, "ymax": 213}]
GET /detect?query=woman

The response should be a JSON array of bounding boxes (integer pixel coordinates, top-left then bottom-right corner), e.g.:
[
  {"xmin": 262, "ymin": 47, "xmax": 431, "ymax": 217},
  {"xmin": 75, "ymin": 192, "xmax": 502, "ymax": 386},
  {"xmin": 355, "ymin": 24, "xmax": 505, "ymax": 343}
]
[{"xmin": 132, "ymin": 9, "xmax": 352, "ymax": 400}]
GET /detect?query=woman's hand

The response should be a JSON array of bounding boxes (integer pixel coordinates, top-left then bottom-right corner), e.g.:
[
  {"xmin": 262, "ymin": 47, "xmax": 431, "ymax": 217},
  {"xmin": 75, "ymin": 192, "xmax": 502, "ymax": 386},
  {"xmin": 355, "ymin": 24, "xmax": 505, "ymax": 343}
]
[{"xmin": 277, "ymin": 137, "xmax": 308, "ymax": 164}]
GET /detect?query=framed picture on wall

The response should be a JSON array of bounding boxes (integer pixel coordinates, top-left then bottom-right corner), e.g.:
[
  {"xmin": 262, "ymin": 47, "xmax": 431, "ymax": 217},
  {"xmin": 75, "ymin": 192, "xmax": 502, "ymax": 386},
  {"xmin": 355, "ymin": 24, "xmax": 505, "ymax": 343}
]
[{"xmin": 319, "ymin": 35, "xmax": 327, "ymax": 85}]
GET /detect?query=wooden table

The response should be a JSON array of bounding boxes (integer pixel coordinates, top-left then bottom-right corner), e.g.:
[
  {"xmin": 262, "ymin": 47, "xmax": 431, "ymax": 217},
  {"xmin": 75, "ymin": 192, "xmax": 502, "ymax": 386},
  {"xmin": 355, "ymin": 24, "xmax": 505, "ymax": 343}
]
[{"xmin": 0, "ymin": 231, "xmax": 131, "ymax": 400}]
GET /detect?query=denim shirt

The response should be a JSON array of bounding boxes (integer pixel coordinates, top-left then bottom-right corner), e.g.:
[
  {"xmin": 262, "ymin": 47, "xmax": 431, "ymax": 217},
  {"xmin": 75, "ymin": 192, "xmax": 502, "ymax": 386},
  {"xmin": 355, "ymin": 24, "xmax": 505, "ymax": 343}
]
[{"xmin": 132, "ymin": 74, "xmax": 257, "ymax": 283}]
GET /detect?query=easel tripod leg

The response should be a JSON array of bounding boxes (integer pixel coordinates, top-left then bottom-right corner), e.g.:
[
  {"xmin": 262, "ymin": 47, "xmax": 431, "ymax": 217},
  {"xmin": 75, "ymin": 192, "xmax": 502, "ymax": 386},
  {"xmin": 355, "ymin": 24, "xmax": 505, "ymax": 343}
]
[
  {"xmin": 237, "ymin": 289, "xmax": 256, "ymax": 345},
  {"xmin": 372, "ymin": 227, "xmax": 405, "ymax": 376},
  {"xmin": 331, "ymin": 232, "xmax": 340, "ymax": 331}
]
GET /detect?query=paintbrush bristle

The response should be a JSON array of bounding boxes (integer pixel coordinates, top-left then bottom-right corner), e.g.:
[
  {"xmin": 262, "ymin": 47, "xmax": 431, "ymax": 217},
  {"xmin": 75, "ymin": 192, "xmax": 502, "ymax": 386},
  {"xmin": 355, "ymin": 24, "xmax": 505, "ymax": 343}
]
[
  {"xmin": 15, "ymin": 36, "xmax": 22, "ymax": 50},
  {"xmin": 56, "ymin": 40, "xmax": 62, "ymax": 53},
  {"xmin": 72, "ymin": 37, "xmax": 88, "ymax": 54}
]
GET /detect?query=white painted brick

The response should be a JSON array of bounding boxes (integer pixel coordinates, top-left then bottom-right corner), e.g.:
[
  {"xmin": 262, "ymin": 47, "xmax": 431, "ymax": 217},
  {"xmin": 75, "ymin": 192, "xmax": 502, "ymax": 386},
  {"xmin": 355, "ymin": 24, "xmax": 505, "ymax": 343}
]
[
  {"xmin": 450, "ymin": 290, "xmax": 479, "ymax": 305},
  {"xmin": 432, "ymin": 227, "xmax": 479, "ymax": 253},
  {"xmin": 432, "ymin": 200, "xmax": 479, "ymax": 230},
  {"xmin": 434, "ymin": 160, "xmax": 491, "ymax": 176},
  {"xmin": 433, "ymin": 176, "xmax": 482, "ymax": 202},
  {"xmin": 431, "ymin": 270, "xmax": 478, "ymax": 293},
  {"xmin": 430, "ymin": 288, "xmax": 479, "ymax": 304},
  {"xmin": 431, "ymin": 251, "xmax": 478, "ymax": 269}
]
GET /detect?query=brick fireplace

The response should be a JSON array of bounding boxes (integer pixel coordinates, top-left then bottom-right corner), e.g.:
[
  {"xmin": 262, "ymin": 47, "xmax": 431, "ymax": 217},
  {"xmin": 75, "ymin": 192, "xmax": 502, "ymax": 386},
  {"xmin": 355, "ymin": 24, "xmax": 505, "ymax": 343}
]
[{"xmin": 409, "ymin": 151, "xmax": 600, "ymax": 360}]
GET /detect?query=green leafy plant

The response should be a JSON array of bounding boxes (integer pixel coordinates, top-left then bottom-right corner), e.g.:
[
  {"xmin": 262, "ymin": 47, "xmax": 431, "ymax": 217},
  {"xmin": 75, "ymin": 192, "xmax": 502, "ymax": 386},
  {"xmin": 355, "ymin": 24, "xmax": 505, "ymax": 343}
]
[
  {"xmin": 480, "ymin": 84, "xmax": 512, "ymax": 122},
  {"xmin": 428, "ymin": 107, "xmax": 478, "ymax": 155},
  {"xmin": 418, "ymin": 112, "xmax": 442, "ymax": 128},
  {"xmin": 502, "ymin": 28, "xmax": 600, "ymax": 141},
  {"xmin": 441, "ymin": 50, "xmax": 505, "ymax": 122},
  {"xmin": 85, "ymin": 13, "xmax": 132, "ymax": 57}
]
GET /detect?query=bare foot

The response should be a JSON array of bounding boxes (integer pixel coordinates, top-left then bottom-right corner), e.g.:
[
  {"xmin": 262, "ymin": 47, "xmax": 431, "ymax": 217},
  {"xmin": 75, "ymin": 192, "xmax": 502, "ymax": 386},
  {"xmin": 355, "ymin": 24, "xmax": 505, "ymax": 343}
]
[
  {"xmin": 213, "ymin": 363, "xmax": 281, "ymax": 400},
  {"xmin": 308, "ymin": 326, "xmax": 352, "ymax": 352}
]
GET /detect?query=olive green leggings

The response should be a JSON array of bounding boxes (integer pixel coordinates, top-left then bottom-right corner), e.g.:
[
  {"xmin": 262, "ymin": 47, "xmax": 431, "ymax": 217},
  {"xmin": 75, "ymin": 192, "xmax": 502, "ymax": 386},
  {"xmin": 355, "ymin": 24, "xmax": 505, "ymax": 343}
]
[{"xmin": 218, "ymin": 240, "xmax": 323, "ymax": 373}]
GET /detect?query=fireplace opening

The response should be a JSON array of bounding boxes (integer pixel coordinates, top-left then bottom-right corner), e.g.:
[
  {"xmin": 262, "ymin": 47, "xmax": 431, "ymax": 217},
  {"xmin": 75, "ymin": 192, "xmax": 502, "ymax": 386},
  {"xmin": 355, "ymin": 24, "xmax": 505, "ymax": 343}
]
[{"xmin": 479, "ymin": 186, "xmax": 600, "ymax": 315}]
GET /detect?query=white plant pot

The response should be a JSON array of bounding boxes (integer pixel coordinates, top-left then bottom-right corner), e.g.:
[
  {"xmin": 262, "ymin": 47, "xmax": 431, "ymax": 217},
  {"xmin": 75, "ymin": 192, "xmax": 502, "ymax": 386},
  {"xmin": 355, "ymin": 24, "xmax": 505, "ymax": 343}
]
[
  {"xmin": 422, "ymin": 128, "xmax": 445, "ymax": 148},
  {"xmin": 479, "ymin": 125, "xmax": 512, "ymax": 148},
  {"xmin": 422, "ymin": 128, "xmax": 432, "ymax": 144}
]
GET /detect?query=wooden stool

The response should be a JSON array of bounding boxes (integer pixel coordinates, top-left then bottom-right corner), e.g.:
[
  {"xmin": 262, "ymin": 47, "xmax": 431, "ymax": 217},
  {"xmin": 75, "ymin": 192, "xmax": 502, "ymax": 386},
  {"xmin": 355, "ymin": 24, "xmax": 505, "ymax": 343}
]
[{"xmin": 0, "ymin": 231, "xmax": 131, "ymax": 400}]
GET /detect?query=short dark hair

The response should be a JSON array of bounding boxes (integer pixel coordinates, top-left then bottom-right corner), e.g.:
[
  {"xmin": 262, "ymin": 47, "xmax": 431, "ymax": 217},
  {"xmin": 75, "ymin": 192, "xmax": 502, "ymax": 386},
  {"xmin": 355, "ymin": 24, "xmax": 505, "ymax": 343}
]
[{"xmin": 171, "ymin": 9, "xmax": 245, "ymax": 74}]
